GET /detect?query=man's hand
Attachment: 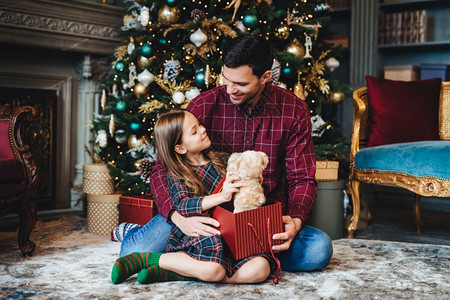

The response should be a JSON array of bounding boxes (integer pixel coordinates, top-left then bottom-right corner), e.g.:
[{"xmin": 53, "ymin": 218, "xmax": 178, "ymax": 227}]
[
  {"xmin": 272, "ymin": 215, "xmax": 302, "ymax": 253},
  {"xmin": 171, "ymin": 210, "xmax": 221, "ymax": 237}
]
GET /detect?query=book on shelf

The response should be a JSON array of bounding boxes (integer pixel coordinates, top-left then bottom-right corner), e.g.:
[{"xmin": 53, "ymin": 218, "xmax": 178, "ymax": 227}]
[{"xmin": 378, "ymin": 10, "xmax": 428, "ymax": 46}]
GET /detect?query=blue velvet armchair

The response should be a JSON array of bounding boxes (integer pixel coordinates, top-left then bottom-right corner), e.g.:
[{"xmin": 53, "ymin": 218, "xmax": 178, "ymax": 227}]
[{"xmin": 347, "ymin": 81, "xmax": 450, "ymax": 238}]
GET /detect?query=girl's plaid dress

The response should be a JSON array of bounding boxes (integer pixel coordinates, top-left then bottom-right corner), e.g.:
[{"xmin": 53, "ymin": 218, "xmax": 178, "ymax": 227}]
[{"xmin": 166, "ymin": 162, "xmax": 272, "ymax": 277}]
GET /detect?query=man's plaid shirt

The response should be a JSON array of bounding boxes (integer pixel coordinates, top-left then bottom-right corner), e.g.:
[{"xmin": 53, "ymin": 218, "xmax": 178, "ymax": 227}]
[{"xmin": 151, "ymin": 84, "xmax": 317, "ymax": 223}]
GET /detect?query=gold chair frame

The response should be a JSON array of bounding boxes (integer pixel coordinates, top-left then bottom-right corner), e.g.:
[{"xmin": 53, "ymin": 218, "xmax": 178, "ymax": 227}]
[{"xmin": 347, "ymin": 82, "xmax": 450, "ymax": 238}]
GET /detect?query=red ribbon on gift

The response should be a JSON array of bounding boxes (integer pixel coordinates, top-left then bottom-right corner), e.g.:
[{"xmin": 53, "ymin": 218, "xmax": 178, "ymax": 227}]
[{"xmin": 247, "ymin": 218, "xmax": 282, "ymax": 284}]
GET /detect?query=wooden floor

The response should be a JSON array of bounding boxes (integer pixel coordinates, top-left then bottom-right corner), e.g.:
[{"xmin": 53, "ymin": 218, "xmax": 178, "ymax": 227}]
[{"xmin": 354, "ymin": 205, "xmax": 450, "ymax": 246}]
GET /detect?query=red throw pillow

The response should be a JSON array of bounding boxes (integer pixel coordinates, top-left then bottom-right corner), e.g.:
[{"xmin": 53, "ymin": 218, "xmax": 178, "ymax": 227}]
[{"xmin": 365, "ymin": 76, "xmax": 441, "ymax": 147}]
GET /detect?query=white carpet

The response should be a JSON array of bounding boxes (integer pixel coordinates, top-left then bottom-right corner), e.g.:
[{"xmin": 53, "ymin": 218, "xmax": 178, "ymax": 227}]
[{"xmin": 0, "ymin": 216, "xmax": 449, "ymax": 299}]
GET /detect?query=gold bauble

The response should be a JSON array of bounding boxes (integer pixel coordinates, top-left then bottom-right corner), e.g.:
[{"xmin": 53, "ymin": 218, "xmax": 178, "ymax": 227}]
[
  {"xmin": 158, "ymin": 5, "xmax": 181, "ymax": 25},
  {"xmin": 137, "ymin": 55, "xmax": 151, "ymax": 69},
  {"xmin": 275, "ymin": 24, "xmax": 290, "ymax": 40},
  {"xmin": 286, "ymin": 40, "xmax": 305, "ymax": 58},
  {"xmin": 329, "ymin": 92, "xmax": 346, "ymax": 104},
  {"xmin": 133, "ymin": 82, "xmax": 147, "ymax": 98},
  {"xmin": 128, "ymin": 134, "xmax": 150, "ymax": 149},
  {"xmin": 294, "ymin": 82, "xmax": 306, "ymax": 100}
]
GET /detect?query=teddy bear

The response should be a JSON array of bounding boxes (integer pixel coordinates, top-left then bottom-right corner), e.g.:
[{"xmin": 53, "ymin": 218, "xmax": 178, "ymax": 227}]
[{"xmin": 227, "ymin": 150, "xmax": 269, "ymax": 213}]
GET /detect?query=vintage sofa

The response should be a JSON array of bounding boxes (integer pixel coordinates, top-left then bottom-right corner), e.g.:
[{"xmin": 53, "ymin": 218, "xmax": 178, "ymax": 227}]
[{"xmin": 347, "ymin": 77, "xmax": 450, "ymax": 238}]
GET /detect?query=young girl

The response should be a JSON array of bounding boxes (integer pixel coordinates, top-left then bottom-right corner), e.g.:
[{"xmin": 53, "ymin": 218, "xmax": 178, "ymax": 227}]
[{"xmin": 111, "ymin": 109, "xmax": 273, "ymax": 284}]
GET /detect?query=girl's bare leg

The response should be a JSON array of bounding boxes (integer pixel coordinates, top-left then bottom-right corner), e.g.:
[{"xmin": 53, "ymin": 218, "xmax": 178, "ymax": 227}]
[
  {"xmin": 222, "ymin": 257, "xmax": 270, "ymax": 284},
  {"xmin": 159, "ymin": 252, "xmax": 226, "ymax": 282}
]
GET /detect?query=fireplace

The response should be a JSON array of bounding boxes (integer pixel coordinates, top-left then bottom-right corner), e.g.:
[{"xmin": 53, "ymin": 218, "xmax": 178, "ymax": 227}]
[{"xmin": 0, "ymin": 0, "xmax": 122, "ymax": 210}]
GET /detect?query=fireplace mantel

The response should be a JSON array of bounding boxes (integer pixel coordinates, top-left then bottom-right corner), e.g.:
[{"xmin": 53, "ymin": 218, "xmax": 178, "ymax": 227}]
[{"xmin": 0, "ymin": 0, "xmax": 122, "ymax": 55}]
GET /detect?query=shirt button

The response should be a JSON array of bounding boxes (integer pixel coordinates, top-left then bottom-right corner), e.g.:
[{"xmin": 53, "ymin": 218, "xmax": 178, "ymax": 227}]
[{"xmin": 246, "ymin": 140, "xmax": 250, "ymax": 144}]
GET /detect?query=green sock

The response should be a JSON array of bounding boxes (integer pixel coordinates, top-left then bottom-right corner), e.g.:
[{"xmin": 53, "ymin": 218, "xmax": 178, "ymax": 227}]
[
  {"xmin": 137, "ymin": 266, "xmax": 197, "ymax": 284},
  {"xmin": 111, "ymin": 252, "xmax": 162, "ymax": 284}
]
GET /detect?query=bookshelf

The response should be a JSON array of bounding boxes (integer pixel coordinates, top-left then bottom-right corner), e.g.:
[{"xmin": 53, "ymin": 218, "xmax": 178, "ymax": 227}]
[{"xmin": 376, "ymin": 0, "xmax": 450, "ymax": 73}]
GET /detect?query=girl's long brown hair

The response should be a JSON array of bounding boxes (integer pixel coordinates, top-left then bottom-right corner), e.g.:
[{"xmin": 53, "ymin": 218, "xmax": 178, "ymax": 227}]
[{"xmin": 154, "ymin": 109, "xmax": 226, "ymax": 196}]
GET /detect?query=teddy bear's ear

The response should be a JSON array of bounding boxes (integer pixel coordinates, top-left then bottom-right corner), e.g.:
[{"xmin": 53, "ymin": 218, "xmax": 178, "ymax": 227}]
[{"xmin": 260, "ymin": 152, "xmax": 269, "ymax": 169}]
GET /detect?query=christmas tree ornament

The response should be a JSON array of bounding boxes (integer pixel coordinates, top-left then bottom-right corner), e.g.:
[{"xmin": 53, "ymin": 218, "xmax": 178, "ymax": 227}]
[
  {"xmin": 205, "ymin": 65, "xmax": 211, "ymax": 88},
  {"xmin": 158, "ymin": 5, "xmax": 181, "ymax": 25},
  {"xmin": 137, "ymin": 69, "xmax": 155, "ymax": 87},
  {"xmin": 130, "ymin": 122, "xmax": 141, "ymax": 133},
  {"xmin": 225, "ymin": 0, "xmax": 242, "ymax": 22},
  {"xmin": 194, "ymin": 70, "xmax": 205, "ymax": 86},
  {"xmin": 311, "ymin": 115, "xmax": 326, "ymax": 137},
  {"xmin": 128, "ymin": 134, "xmax": 144, "ymax": 149},
  {"xmin": 271, "ymin": 59, "xmax": 281, "ymax": 84},
  {"xmin": 286, "ymin": 39, "xmax": 305, "ymax": 58},
  {"xmin": 325, "ymin": 57, "xmax": 340, "ymax": 72},
  {"xmin": 172, "ymin": 91, "xmax": 185, "ymax": 104},
  {"xmin": 109, "ymin": 114, "xmax": 116, "ymax": 136},
  {"xmin": 139, "ymin": 43, "xmax": 153, "ymax": 58},
  {"xmin": 128, "ymin": 64, "xmax": 137, "ymax": 87},
  {"xmin": 163, "ymin": 60, "xmax": 181, "ymax": 81},
  {"xmin": 234, "ymin": 20, "xmax": 246, "ymax": 33},
  {"xmin": 139, "ymin": 158, "xmax": 153, "ymax": 184},
  {"xmin": 329, "ymin": 91, "xmax": 345, "ymax": 104},
  {"xmin": 114, "ymin": 129, "xmax": 128, "ymax": 144},
  {"xmin": 133, "ymin": 82, "xmax": 147, "ymax": 98},
  {"xmin": 294, "ymin": 82, "xmax": 306, "ymax": 100},
  {"xmin": 190, "ymin": 28, "xmax": 208, "ymax": 47},
  {"xmin": 166, "ymin": 0, "xmax": 177, "ymax": 7},
  {"xmin": 115, "ymin": 101, "xmax": 127, "ymax": 112},
  {"xmin": 242, "ymin": 14, "xmax": 258, "ymax": 29},
  {"xmin": 185, "ymin": 87, "xmax": 201, "ymax": 100},
  {"xmin": 191, "ymin": 8, "xmax": 206, "ymax": 23},
  {"xmin": 114, "ymin": 61, "xmax": 126, "ymax": 73},
  {"xmin": 303, "ymin": 35, "xmax": 313, "ymax": 59},
  {"xmin": 127, "ymin": 37, "xmax": 135, "ymax": 55},
  {"xmin": 159, "ymin": 38, "xmax": 168, "ymax": 45},
  {"xmin": 112, "ymin": 84, "xmax": 118, "ymax": 95},
  {"xmin": 96, "ymin": 130, "xmax": 108, "ymax": 148},
  {"xmin": 275, "ymin": 24, "xmax": 290, "ymax": 39},
  {"xmin": 138, "ymin": 6, "xmax": 150, "ymax": 27},
  {"xmin": 282, "ymin": 65, "xmax": 293, "ymax": 78},
  {"xmin": 137, "ymin": 55, "xmax": 151, "ymax": 69},
  {"xmin": 101, "ymin": 89, "xmax": 107, "ymax": 109},
  {"xmin": 216, "ymin": 69, "xmax": 224, "ymax": 86}
]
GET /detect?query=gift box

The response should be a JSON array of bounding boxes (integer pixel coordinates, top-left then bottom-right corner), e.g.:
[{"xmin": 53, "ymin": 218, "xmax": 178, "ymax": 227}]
[
  {"xmin": 420, "ymin": 64, "xmax": 450, "ymax": 81},
  {"xmin": 384, "ymin": 65, "xmax": 419, "ymax": 81},
  {"xmin": 315, "ymin": 160, "xmax": 339, "ymax": 181},
  {"xmin": 119, "ymin": 195, "xmax": 158, "ymax": 225},
  {"xmin": 82, "ymin": 163, "xmax": 115, "ymax": 195},
  {"xmin": 87, "ymin": 193, "xmax": 120, "ymax": 235},
  {"xmin": 212, "ymin": 201, "xmax": 283, "ymax": 260}
]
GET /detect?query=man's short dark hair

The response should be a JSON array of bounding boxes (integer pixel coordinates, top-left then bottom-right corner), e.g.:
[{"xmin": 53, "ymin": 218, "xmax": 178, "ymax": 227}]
[{"xmin": 223, "ymin": 34, "xmax": 273, "ymax": 78}]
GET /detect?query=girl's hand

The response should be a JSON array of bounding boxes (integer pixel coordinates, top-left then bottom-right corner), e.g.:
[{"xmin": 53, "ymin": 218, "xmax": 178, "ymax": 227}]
[{"xmin": 220, "ymin": 173, "xmax": 244, "ymax": 203}]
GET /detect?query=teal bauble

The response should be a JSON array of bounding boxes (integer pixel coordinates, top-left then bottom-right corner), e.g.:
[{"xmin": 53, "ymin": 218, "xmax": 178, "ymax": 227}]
[
  {"xmin": 130, "ymin": 122, "xmax": 141, "ymax": 133},
  {"xmin": 139, "ymin": 44, "xmax": 153, "ymax": 58},
  {"xmin": 115, "ymin": 101, "xmax": 126, "ymax": 112},
  {"xmin": 166, "ymin": 0, "xmax": 177, "ymax": 7},
  {"xmin": 159, "ymin": 38, "xmax": 167, "ymax": 45},
  {"xmin": 194, "ymin": 71, "xmax": 205, "ymax": 86},
  {"xmin": 242, "ymin": 14, "xmax": 258, "ymax": 29},
  {"xmin": 114, "ymin": 61, "xmax": 126, "ymax": 73},
  {"xmin": 282, "ymin": 66, "xmax": 294, "ymax": 78}
]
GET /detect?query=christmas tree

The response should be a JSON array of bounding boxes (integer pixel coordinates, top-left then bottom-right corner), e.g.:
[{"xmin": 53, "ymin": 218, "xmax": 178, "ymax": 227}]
[{"xmin": 90, "ymin": 0, "xmax": 349, "ymax": 195}]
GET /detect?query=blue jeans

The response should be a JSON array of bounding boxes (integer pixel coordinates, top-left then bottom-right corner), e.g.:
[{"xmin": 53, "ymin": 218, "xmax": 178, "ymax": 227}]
[{"xmin": 120, "ymin": 214, "xmax": 333, "ymax": 272}]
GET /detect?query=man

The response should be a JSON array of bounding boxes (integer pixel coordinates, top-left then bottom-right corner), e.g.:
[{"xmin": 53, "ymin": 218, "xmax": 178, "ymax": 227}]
[{"xmin": 119, "ymin": 34, "xmax": 332, "ymax": 272}]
